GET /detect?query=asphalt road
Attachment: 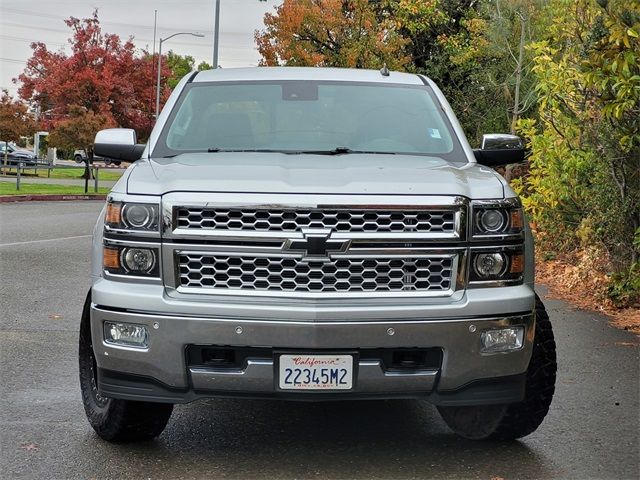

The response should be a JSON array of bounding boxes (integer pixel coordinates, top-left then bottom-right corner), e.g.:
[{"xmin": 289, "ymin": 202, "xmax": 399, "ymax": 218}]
[{"xmin": 1, "ymin": 201, "xmax": 638, "ymax": 480}]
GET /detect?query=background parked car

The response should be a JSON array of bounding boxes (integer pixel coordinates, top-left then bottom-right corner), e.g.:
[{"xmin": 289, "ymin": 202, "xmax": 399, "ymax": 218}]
[
  {"xmin": 73, "ymin": 149, "xmax": 121, "ymax": 166},
  {"xmin": 0, "ymin": 142, "xmax": 38, "ymax": 166}
]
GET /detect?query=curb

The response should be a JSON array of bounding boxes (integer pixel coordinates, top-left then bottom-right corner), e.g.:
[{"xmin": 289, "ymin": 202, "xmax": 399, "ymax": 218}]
[{"xmin": 0, "ymin": 194, "xmax": 107, "ymax": 203}]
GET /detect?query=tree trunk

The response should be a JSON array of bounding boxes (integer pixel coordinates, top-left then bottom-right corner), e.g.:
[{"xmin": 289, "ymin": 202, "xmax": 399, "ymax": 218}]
[
  {"xmin": 511, "ymin": 14, "xmax": 526, "ymax": 134},
  {"xmin": 505, "ymin": 13, "xmax": 527, "ymax": 183},
  {"xmin": 3, "ymin": 141, "xmax": 7, "ymax": 175}
]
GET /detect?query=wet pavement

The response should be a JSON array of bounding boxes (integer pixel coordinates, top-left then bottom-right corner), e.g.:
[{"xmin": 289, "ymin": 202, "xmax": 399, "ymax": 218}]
[{"xmin": 1, "ymin": 201, "xmax": 638, "ymax": 479}]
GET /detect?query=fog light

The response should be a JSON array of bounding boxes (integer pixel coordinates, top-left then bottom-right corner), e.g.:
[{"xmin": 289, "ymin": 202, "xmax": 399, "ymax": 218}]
[
  {"xmin": 481, "ymin": 327, "xmax": 524, "ymax": 353},
  {"xmin": 104, "ymin": 321, "xmax": 149, "ymax": 348}
]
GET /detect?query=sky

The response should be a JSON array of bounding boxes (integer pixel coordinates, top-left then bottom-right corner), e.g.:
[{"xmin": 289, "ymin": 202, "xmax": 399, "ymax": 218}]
[{"xmin": 0, "ymin": 0, "xmax": 281, "ymax": 98}]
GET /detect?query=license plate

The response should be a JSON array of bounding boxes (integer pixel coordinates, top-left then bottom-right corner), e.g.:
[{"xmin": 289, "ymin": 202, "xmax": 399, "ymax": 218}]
[{"xmin": 278, "ymin": 354, "xmax": 354, "ymax": 390}]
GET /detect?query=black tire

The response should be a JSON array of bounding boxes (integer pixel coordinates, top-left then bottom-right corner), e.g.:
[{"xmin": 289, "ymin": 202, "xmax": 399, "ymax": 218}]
[
  {"xmin": 104, "ymin": 158, "xmax": 112, "ymax": 165},
  {"xmin": 437, "ymin": 294, "xmax": 557, "ymax": 440},
  {"xmin": 79, "ymin": 291, "xmax": 173, "ymax": 442},
  {"xmin": 74, "ymin": 155, "xmax": 83, "ymax": 163}
]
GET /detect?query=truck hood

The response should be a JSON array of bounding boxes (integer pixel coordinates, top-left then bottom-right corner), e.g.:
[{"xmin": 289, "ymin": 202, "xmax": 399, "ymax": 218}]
[{"xmin": 125, "ymin": 152, "xmax": 506, "ymax": 199}]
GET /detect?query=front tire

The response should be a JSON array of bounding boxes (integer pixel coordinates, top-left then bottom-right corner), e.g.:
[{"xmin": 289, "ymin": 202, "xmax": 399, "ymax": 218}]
[
  {"xmin": 79, "ymin": 292, "xmax": 173, "ymax": 442},
  {"xmin": 437, "ymin": 294, "xmax": 557, "ymax": 440}
]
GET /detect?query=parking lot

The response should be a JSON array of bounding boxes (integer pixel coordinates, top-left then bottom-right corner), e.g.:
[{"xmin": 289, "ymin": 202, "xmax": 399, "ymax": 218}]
[{"xmin": 0, "ymin": 201, "xmax": 638, "ymax": 479}]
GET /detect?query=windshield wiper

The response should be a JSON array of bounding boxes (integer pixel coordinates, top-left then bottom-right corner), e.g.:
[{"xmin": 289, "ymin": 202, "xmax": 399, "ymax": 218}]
[
  {"xmin": 205, "ymin": 147, "xmax": 400, "ymax": 155},
  {"xmin": 207, "ymin": 148, "xmax": 288, "ymax": 153},
  {"xmin": 300, "ymin": 147, "xmax": 397, "ymax": 155}
]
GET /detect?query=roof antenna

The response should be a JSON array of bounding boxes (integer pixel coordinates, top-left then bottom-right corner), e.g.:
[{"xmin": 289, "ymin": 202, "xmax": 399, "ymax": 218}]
[{"xmin": 380, "ymin": 63, "xmax": 390, "ymax": 77}]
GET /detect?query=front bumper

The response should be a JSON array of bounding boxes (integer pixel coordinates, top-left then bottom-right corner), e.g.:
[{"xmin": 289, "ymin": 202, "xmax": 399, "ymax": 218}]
[{"xmin": 90, "ymin": 300, "xmax": 535, "ymax": 404}]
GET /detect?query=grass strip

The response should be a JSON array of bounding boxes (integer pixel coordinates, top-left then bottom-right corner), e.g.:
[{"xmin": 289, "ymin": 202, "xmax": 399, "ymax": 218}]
[{"xmin": 0, "ymin": 182, "xmax": 111, "ymax": 196}]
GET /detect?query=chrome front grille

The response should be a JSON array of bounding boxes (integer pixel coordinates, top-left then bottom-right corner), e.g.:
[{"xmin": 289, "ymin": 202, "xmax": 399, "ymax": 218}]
[
  {"xmin": 163, "ymin": 193, "xmax": 466, "ymax": 298},
  {"xmin": 176, "ymin": 207, "xmax": 456, "ymax": 234},
  {"xmin": 177, "ymin": 254, "xmax": 455, "ymax": 293}
]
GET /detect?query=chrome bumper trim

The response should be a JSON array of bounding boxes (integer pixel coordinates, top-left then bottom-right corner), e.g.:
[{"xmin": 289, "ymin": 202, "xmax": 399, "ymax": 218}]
[{"xmin": 188, "ymin": 360, "xmax": 438, "ymax": 394}]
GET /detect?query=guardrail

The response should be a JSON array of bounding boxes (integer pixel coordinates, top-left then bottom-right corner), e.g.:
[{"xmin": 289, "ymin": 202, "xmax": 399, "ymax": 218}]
[{"xmin": 1, "ymin": 160, "xmax": 106, "ymax": 193}]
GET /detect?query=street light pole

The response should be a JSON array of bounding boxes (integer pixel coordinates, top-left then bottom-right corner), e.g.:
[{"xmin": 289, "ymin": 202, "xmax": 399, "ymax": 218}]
[
  {"xmin": 155, "ymin": 32, "xmax": 205, "ymax": 119},
  {"xmin": 151, "ymin": 9, "xmax": 157, "ymax": 121},
  {"xmin": 213, "ymin": 0, "xmax": 221, "ymax": 68},
  {"xmin": 155, "ymin": 38, "xmax": 163, "ymax": 119}
]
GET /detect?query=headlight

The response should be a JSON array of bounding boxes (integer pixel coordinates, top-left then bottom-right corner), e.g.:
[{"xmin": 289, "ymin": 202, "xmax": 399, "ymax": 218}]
[
  {"xmin": 472, "ymin": 201, "xmax": 524, "ymax": 237},
  {"xmin": 474, "ymin": 252, "xmax": 506, "ymax": 277},
  {"xmin": 122, "ymin": 204, "xmax": 156, "ymax": 229},
  {"xmin": 469, "ymin": 249, "xmax": 524, "ymax": 284},
  {"xmin": 122, "ymin": 248, "xmax": 156, "ymax": 273},
  {"xmin": 478, "ymin": 209, "xmax": 506, "ymax": 232},
  {"xmin": 103, "ymin": 246, "xmax": 159, "ymax": 277},
  {"xmin": 105, "ymin": 201, "xmax": 159, "ymax": 232}
]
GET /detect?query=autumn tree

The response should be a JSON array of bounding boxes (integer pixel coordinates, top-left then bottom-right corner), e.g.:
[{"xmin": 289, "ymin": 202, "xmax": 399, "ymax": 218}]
[
  {"xmin": 47, "ymin": 106, "xmax": 114, "ymax": 158},
  {"xmin": 0, "ymin": 90, "xmax": 37, "ymax": 143},
  {"xmin": 16, "ymin": 11, "xmax": 170, "ymax": 142},
  {"xmin": 255, "ymin": 0, "xmax": 410, "ymax": 70},
  {"xmin": 0, "ymin": 90, "xmax": 37, "ymax": 172}
]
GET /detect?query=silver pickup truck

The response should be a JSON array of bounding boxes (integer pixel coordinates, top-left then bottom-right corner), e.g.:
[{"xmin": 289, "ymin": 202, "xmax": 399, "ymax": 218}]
[{"xmin": 80, "ymin": 67, "xmax": 556, "ymax": 442}]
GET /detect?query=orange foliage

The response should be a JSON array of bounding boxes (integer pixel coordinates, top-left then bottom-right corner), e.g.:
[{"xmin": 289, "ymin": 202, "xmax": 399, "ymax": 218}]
[{"xmin": 255, "ymin": 0, "xmax": 410, "ymax": 69}]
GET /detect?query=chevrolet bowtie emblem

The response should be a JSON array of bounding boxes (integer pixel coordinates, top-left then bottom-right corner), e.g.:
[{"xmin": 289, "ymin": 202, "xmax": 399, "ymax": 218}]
[{"xmin": 283, "ymin": 229, "xmax": 351, "ymax": 260}]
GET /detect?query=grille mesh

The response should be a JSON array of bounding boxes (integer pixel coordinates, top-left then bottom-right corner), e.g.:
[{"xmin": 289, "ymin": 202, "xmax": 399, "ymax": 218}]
[
  {"xmin": 176, "ymin": 207, "xmax": 456, "ymax": 234},
  {"xmin": 177, "ymin": 254, "xmax": 454, "ymax": 293}
]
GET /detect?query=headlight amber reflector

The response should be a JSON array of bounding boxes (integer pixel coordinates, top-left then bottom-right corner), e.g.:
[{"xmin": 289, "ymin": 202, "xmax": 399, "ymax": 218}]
[
  {"xmin": 105, "ymin": 202, "xmax": 122, "ymax": 225},
  {"xmin": 510, "ymin": 254, "xmax": 525, "ymax": 274},
  {"xmin": 510, "ymin": 209, "xmax": 524, "ymax": 230},
  {"xmin": 103, "ymin": 246, "xmax": 121, "ymax": 270}
]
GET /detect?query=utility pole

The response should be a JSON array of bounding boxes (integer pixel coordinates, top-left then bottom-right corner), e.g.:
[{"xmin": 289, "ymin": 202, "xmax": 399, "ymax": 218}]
[{"xmin": 213, "ymin": 0, "xmax": 220, "ymax": 68}]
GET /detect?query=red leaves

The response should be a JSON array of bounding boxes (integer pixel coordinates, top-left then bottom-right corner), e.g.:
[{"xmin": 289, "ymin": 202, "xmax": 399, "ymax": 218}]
[
  {"xmin": 0, "ymin": 90, "xmax": 36, "ymax": 141},
  {"xmin": 15, "ymin": 10, "xmax": 164, "ymax": 142}
]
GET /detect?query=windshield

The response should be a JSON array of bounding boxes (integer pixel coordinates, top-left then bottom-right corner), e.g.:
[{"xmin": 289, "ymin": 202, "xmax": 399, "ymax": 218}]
[{"xmin": 154, "ymin": 81, "xmax": 465, "ymax": 161}]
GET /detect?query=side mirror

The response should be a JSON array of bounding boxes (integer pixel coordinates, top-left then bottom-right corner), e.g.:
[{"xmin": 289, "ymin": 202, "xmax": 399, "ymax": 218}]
[
  {"xmin": 473, "ymin": 134, "xmax": 525, "ymax": 167},
  {"xmin": 94, "ymin": 128, "xmax": 145, "ymax": 162}
]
